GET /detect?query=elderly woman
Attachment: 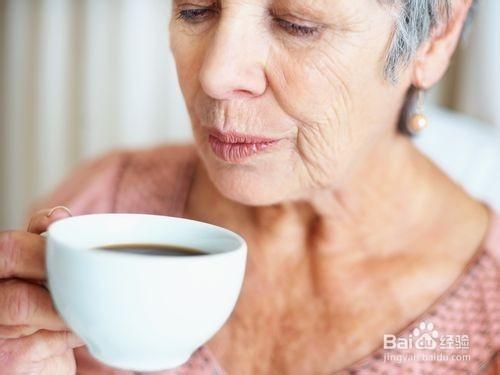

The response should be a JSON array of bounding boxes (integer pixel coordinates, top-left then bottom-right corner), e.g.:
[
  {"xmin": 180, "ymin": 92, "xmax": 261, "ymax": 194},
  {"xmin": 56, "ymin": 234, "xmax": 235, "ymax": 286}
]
[{"xmin": 0, "ymin": 0, "xmax": 499, "ymax": 374}]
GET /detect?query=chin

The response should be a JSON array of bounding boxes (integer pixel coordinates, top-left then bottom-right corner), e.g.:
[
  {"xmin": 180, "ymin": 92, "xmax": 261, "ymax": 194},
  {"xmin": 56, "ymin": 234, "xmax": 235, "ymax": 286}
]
[
  {"xmin": 194, "ymin": 134, "xmax": 300, "ymax": 205},
  {"xmin": 208, "ymin": 166, "xmax": 293, "ymax": 206}
]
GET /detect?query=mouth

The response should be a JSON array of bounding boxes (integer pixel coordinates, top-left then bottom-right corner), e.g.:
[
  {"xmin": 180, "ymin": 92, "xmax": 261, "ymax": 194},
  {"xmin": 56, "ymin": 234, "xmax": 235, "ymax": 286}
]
[{"xmin": 206, "ymin": 129, "xmax": 282, "ymax": 163}]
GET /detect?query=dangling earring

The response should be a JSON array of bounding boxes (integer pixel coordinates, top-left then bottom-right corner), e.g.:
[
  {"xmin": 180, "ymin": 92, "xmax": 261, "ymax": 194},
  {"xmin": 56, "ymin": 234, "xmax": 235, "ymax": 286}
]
[{"xmin": 407, "ymin": 89, "xmax": 429, "ymax": 135}]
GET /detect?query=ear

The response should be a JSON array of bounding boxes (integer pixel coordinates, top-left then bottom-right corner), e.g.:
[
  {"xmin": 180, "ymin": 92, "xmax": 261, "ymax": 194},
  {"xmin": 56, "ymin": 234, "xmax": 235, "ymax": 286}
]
[{"xmin": 411, "ymin": 0, "xmax": 473, "ymax": 89}]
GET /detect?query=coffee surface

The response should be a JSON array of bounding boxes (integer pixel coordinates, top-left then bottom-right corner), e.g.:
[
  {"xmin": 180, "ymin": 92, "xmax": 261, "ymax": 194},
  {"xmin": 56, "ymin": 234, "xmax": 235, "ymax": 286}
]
[{"xmin": 94, "ymin": 243, "xmax": 208, "ymax": 256}]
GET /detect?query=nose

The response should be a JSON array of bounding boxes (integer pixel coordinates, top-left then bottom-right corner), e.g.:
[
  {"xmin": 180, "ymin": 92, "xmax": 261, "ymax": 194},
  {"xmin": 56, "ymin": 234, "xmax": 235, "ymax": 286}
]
[{"xmin": 199, "ymin": 19, "xmax": 268, "ymax": 100}]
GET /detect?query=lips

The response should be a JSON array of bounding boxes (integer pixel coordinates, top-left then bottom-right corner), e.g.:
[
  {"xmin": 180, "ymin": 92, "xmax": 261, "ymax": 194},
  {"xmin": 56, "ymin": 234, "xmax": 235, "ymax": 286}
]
[{"xmin": 207, "ymin": 129, "xmax": 281, "ymax": 163}]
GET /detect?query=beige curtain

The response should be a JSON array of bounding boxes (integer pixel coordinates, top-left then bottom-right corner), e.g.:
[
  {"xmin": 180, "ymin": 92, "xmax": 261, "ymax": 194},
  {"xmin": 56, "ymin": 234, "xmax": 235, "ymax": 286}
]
[
  {"xmin": 0, "ymin": 0, "xmax": 498, "ymax": 230},
  {"xmin": 1, "ymin": 0, "xmax": 191, "ymax": 230}
]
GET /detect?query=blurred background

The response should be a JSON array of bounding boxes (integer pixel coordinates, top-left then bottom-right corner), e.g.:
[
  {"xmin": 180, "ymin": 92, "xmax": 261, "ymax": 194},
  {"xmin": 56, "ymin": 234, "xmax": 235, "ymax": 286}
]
[{"xmin": 1, "ymin": 0, "xmax": 499, "ymax": 230}]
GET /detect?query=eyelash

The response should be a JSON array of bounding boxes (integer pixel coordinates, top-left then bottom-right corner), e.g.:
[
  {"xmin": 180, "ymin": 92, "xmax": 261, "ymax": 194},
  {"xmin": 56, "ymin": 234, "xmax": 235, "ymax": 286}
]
[
  {"xmin": 272, "ymin": 17, "xmax": 319, "ymax": 37},
  {"xmin": 176, "ymin": 8, "xmax": 320, "ymax": 38},
  {"xmin": 176, "ymin": 8, "xmax": 214, "ymax": 24}
]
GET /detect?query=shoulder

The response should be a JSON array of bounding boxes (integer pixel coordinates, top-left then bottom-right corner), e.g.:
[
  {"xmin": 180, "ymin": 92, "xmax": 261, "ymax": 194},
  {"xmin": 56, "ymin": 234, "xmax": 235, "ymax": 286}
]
[
  {"xmin": 26, "ymin": 149, "xmax": 128, "ymax": 219},
  {"xmin": 114, "ymin": 143, "xmax": 198, "ymax": 215},
  {"xmin": 119, "ymin": 143, "xmax": 197, "ymax": 180},
  {"xmin": 27, "ymin": 143, "xmax": 197, "ymax": 219}
]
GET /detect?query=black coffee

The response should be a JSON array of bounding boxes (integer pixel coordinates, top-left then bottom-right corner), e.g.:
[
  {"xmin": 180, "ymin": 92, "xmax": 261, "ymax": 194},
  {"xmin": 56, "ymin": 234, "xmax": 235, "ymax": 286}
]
[{"xmin": 94, "ymin": 243, "xmax": 208, "ymax": 256}]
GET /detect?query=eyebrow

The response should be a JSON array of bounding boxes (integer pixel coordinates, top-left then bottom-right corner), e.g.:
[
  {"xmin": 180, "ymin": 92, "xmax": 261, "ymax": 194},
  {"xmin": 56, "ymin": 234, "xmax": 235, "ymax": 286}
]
[
  {"xmin": 172, "ymin": 0, "xmax": 216, "ymax": 5},
  {"xmin": 271, "ymin": 0, "xmax": 332, "ymax": 20}
]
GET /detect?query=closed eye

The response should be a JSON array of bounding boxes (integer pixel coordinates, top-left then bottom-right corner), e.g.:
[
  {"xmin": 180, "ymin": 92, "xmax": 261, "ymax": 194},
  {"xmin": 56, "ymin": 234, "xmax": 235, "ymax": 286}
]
[
  {"xmin": 176, "ymin": 7, "xmax": 216, "ymax": 23},
  {"xmin": 176, "ymin": 5, "xmax": 322, "ymax": 38},
  {"xmin": 273, "ymin": 18, "xmax": 321, "ymax": 37}
]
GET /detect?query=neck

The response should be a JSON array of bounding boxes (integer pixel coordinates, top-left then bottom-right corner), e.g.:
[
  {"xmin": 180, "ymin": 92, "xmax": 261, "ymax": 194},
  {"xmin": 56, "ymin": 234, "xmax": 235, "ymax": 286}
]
[
  {"xmin": 186, "ymin": 133, "xmax": 491, "ymax": 260},
  {"xmin": 303, "ymin": 132, "xmax": 490, "ymax": 257}
]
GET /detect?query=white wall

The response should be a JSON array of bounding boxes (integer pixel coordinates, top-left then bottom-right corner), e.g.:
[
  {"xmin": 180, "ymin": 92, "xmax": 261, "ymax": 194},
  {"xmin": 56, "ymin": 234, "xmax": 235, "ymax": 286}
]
[
  {"xmin": 454, "ymin": 0, "xmax": 500, "ymax": 126},
  {"xmin": 1, "ymin": 0, "xmax": 499, "ymax": 230}
]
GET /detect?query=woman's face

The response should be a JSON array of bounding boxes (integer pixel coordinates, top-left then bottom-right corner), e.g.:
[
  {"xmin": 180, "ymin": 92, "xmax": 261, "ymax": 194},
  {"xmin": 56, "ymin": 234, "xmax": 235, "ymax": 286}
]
[{"xmin": 170, "ymin": 0, "xmax": 412, "ymax": 205}]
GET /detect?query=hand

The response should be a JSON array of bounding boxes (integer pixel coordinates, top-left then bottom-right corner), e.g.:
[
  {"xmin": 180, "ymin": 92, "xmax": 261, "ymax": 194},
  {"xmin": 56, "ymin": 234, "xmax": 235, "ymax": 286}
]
[{"xmin": 0, "ymin": 207, "xmax": 85, "ymax": 374}]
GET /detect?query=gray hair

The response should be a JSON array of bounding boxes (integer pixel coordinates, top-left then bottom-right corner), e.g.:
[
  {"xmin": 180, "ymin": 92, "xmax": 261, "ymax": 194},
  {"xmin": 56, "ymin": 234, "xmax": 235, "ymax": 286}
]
[
  {"xmin": 382, "ymin": 0, "xmax": 478, "ymax": 83},
  {"xmin": 382, "ymin": 0, "xmax": 478, "ymax": 134}
]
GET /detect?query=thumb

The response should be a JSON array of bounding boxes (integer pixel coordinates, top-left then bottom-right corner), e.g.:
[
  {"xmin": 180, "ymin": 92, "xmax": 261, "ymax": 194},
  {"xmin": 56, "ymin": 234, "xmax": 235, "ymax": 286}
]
[{"xmin": 14, "ymin": 330, "xmax": 84, "ymax": 362}]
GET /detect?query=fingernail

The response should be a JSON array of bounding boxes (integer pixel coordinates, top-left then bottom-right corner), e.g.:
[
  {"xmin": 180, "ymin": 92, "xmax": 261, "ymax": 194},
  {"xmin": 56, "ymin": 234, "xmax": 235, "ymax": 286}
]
[{"xmin": 47, "ymin": 206, "xmax": 73, "ymax": 218}]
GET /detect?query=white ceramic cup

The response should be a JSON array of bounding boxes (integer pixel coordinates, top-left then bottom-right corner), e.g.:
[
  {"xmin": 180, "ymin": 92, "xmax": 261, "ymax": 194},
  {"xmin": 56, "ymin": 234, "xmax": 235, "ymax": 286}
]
[{"xmin": 45, "ymin": 213, "xmax": 247, "ymax": 371}]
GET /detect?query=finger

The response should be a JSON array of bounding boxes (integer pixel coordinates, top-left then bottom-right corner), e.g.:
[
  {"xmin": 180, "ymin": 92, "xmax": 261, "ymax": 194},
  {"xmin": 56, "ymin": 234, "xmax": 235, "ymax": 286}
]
[
  {"xmin": 9, "ymin": 329, "xmax": 84, "ymax": 363},
  {"xmin": 26, "ymin": 206, "xmax": 72, "ymax": 235},
  {"xmin": 0, "ymin": 231, "xmax": 46, "ymax": 280},
  {"xmin": 0, "ymin": 280, "xmax": 67, "ymax": 330},
  {"xmin": 0, "ymin": 325, "xmax": 39, "ymax": 339},
  {"xmin": 39, "ymin": 350, "xmax": 78, "ymax": 375}
]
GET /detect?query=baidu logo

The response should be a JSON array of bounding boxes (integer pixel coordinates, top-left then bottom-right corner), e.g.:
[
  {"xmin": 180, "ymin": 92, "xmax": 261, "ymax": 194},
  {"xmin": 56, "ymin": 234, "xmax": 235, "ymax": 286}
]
[
  {"xmin": 383, "ymin": 321, "xmax": 471, "ymax": 363},
  {"xmin": 384, "ymin": 321, "xmax": 439, "ymax": 350},
  {"xmin": 412, "ymin": 322, "xmax": 439, "ymax": 349}
]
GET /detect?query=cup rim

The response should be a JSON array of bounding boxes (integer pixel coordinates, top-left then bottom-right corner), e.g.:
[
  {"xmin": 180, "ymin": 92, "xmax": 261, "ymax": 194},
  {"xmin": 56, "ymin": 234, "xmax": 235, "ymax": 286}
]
[{"xmin": 46, "ymin": 213, "xmax": 247, "ymax": 260}]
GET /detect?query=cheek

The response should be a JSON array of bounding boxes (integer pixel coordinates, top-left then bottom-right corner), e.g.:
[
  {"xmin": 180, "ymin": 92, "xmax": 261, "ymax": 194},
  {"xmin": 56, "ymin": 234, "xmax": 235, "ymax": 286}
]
[
  {"xmin": 263, "ymin": 26, "xmax": 397, "ymax": 187},
  {"xmin": 265, "ymin": 44, "xmax": 360, "ymax": 186},
  {"xmin": 169, "ymin": 32, "xmax": 206, "ymax": 107},
  {"xmin": 266, "ymin": 45, "xmax": 353, "ymax": 129}
]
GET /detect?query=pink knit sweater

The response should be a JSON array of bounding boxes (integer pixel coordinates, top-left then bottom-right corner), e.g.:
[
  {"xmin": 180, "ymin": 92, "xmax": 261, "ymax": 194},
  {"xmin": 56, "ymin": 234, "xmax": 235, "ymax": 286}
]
[{"xmin": 29, "ymin": 144, "xmax": 500, "ymax": 374}]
